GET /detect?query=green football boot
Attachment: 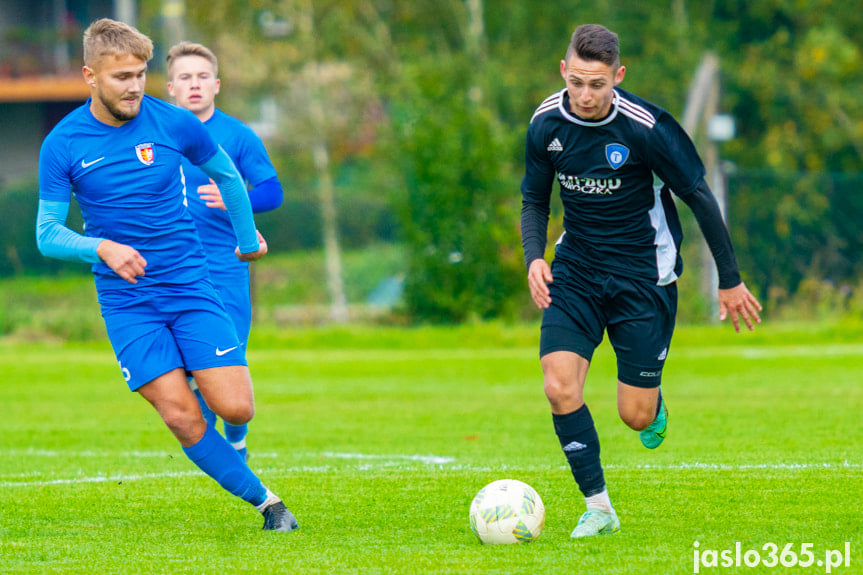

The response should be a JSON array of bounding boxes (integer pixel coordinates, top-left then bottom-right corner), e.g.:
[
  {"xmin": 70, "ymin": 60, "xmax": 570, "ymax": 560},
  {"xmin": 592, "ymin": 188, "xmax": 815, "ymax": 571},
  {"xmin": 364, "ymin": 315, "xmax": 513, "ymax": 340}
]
[
  {"xmin": 639, "ymin": 392, "xmax": 667, "ymax": 449},
  {"xmin": 570, "ymin": 509, "xmax": 621, "ymax": 538}
]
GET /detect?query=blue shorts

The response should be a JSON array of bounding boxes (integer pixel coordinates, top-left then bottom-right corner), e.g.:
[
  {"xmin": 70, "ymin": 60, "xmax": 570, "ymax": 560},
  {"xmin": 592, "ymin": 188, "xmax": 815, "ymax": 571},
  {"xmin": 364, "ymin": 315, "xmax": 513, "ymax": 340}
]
[
  {"xmin": 540, "ymin": 259, "xmax": 677, "ymax": 388},
  {"xmin": 215, "ymin": 282, "xmax": 252, "ymax": 345},
  {"xmin": 98, "ymin": 279, "xmax": 246, "ymax": 391}
]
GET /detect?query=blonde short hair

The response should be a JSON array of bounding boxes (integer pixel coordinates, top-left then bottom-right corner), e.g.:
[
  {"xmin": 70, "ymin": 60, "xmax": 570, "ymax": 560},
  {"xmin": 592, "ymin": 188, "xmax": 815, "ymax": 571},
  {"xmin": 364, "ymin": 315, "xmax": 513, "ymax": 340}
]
[
  {"xmin": 166, "ymin": 42, "xmax": 219, "ymax": 79},
  {"xmin": 83, "ymin": 18, "xmax": 153, "ymax": 67}
]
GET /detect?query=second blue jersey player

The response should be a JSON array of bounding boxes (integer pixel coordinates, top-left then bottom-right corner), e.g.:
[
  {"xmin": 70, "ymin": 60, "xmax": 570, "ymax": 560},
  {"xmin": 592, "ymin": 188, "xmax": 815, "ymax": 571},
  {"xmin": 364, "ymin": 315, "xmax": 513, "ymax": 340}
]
[
  {"xmin": 36, "ymin": 19, "xmax": 297, "ymax": 532},
  {"xmin": 166, "ymin": 41, "xmax": 284, "ymax": 463}
]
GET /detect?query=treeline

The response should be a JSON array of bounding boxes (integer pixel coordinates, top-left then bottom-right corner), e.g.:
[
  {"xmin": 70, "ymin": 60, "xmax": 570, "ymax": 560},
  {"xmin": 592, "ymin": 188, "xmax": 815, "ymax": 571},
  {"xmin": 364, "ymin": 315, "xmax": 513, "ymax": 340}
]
[{"xmin": 3, "ymin": 0, "xmax": 861, "ymax": 322}]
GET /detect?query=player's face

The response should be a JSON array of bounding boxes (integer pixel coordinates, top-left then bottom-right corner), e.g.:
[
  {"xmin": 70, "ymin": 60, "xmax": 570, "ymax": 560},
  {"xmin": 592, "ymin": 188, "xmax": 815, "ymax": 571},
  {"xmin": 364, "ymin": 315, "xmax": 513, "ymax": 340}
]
[
  {"xmin": 167, "ymin": 55, "xmax": 220, "ymax": 121},
  {"xmin": 560, "ymin": 55, "xmax": 626, "ymax": 120},
  {"xmin": 84, "ymin": 53, "xmax": 147, "ymax": 126}
]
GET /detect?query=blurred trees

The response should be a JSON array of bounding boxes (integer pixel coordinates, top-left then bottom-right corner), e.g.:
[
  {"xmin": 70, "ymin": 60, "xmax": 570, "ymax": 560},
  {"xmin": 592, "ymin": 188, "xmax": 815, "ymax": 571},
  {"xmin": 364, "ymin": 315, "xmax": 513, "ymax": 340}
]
[{"xmin": 699, "ymin": 0, "xmax": 863, "ymax": 308}]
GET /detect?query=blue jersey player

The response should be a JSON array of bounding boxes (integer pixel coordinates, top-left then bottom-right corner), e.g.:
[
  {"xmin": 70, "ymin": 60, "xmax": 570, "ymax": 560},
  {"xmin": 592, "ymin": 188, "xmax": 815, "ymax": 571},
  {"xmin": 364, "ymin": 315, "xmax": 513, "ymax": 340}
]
[
  {"xmin": 36, "ymin": 19, "xmax": 297, "ymax": 532},
  {"xmin": 166, "ymin": 41, "xmax": 284, "ymax": 463},
  {"xmin": 520, "ymin": 24, "xmax": 762, "ymax": 538}
]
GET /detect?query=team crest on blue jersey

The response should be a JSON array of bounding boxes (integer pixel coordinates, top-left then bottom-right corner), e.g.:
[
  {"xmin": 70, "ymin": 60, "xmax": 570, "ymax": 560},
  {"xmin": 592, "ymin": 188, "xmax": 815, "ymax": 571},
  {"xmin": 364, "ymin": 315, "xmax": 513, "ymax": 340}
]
[
  {"xmin": 135, "ymin": 143, "xmax": 155, "ymax": 165},
  {"xmin": 605, "ymin": 143, "xmax": 629, "ymax": 170}
]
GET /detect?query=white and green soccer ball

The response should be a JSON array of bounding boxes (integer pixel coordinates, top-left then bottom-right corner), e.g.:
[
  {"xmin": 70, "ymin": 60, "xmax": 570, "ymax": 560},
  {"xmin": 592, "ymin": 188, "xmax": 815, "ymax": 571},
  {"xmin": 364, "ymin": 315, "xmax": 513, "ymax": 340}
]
[{"xmin": 469, "ymin": 479, "xmax": 545, "ymax": 544}]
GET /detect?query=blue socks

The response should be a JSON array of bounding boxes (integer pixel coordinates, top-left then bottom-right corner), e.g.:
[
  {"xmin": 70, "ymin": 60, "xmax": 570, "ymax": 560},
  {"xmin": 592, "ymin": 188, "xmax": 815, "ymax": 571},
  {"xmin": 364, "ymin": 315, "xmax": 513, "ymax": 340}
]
[
  {"xmin": 553, "ymin": 404, "xmax": 606, "ymax": 497},
  {"xmin": 224, "ymin": 423, "xmax": 249, "ymax": 461},
  {"xmin": 182, "ymin": 424, "xmax": 267, "ymax": 506}
]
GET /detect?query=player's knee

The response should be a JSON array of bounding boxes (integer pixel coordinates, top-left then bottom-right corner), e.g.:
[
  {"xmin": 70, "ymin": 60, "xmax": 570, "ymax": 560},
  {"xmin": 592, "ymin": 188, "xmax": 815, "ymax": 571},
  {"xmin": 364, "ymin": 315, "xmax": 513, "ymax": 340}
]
[
  {"xmin": 542, "ymin": 375, "xmax": 563, "ymax": 403},
  {"xmin": 160, "ymin": 406, "xmax": 206, "ymax": 444},
  {"xmin": 220, "ymin": 401, "xmax": 254, "ymax": 426},
  {"xmin": 541, "ymin": 352, "xmax": 587, "ymax": 413},
  {"xmin": 543, "ymin": 376, "xmax": 581, "ymax": 412},
  {"xmin": 618, "ymin": 404, "xmax": 654, "ymax": 431}
]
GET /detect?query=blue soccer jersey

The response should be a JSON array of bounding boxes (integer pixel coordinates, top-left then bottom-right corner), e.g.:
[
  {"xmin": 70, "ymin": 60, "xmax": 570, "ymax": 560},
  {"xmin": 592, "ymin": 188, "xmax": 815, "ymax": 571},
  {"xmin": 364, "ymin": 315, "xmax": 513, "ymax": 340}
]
[
  {"xmin": 181, "ymin": 108, "xmax": 278, "ymax": 287},
  {"xmin": 39, "ymin": 95, "xmax": 218, "ymax": 292}
]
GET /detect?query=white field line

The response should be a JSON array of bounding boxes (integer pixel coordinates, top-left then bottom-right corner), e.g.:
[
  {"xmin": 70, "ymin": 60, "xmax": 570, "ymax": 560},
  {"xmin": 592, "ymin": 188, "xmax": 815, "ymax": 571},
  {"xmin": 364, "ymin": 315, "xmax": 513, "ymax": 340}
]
[
  {"xmin": 0, "ymin": 470, "xmax": 205, "ymax": 487},
  {"xmin": 610, "ymin": 461, "xmax": 863, "ymax": 470},
  {"xmin": 0, "ymin": 448, "xmax": 281, "ymax": 458},
  {"xmin": 320, "ymin": 452, "xmax": 456, "ymax": 465},
  {"xmin": 1, "ymin": 451, "xmax": 859, "ymax": 488}
]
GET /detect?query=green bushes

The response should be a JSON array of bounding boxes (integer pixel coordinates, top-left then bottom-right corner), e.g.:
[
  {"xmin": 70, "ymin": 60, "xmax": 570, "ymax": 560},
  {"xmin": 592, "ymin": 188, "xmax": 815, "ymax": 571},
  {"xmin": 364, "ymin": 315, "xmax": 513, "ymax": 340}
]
[
  {"xmin": 0, "ymin": 275, "xmax": 105, "ymax": 340},
  {"xmin": 389, "ymin": 56, "xmax": 524, "ymax": 323},
  {"xmin": 729, "ymin": 170, "xmax": 863, "ymax": 305},
  {"xmin": 0, "ymin": 178, "xmax": 90, "ymax": 278}
]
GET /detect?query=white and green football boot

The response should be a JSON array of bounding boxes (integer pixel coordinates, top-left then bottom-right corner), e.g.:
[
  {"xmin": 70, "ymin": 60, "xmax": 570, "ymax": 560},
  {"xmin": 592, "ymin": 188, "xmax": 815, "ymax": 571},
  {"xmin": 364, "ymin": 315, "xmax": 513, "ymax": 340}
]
[
  {"xmin": 570, "ymin": 509, "xmax": 621, "ymax": 538},
  {"xmin": 639, "ymin": 391, "xmax": 667, "ymax": 449}
]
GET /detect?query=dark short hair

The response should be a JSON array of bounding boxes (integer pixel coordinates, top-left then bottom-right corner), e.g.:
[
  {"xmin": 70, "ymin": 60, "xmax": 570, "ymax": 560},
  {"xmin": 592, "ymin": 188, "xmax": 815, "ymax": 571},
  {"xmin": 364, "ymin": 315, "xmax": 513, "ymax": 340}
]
[{"xmin": 565, "ymin": 24, "xmax": 620, "ymax": 68}]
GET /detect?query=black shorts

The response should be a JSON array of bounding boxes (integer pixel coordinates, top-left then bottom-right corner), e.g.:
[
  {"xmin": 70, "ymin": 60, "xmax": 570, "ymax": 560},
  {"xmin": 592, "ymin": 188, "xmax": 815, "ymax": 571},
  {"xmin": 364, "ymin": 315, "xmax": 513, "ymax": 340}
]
[{"xmin": 540, "ymin": 259, "xmax": 677, "ymax": 388}]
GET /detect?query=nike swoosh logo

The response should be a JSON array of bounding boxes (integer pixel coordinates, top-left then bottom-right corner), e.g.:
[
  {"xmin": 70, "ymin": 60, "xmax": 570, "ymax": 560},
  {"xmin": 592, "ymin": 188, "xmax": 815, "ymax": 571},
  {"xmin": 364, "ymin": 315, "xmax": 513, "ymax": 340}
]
[
  {"xmin": 81, "ymin": 157, "xmax": 105, "ymax": 168},
  {"xmin": 215, "ymin": 346, "xmax": 238, "ymax": 356}
]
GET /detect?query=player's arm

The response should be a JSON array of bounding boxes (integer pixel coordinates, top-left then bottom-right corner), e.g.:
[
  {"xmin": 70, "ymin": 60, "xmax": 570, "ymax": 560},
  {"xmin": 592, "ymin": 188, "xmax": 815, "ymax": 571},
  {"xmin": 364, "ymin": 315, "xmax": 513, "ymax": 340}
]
[
  {"xmin": 35, "ymin": 140, "xmax": 101, "ymax": 263},
  {"xmin": 197, "ymin": 147, "xmax": 266, "ymax": 261},
  {"xmin": 676, "ymin": 180, "xmax": 739, "ymax": 289},
  {"xmin": 36, "ymin": 200, "xmax": 147, "ymax": 283},
  {"xmin": 196, "ymin": 123, "xmax": 283, "ymax": 213},
  {"xmin": 521, "ymin": 125, "xmax": 556, "ymax": 309},
  {"xmin": 676, "ymin": 181, "xmax": 762, "ymax": 331},
  {"xmin": 198, "ymin": 175, "xmax": 283, "ymax": 213},
  {"xmin": 239, "ymin": 127, "xmax": 284, "ymax": 213},
  {"xmin": 522, "ymin": 190, "xmax": 554, "ymax": 310},
  {"xmin": 36, "ymin": 200, "xmax": 101, "ymax": 263},
  {"xmin": 247, "ymin": 176, "xmax": 283, "ymax": 213},
  {"xmin": 521, "ymin": 193, "xmax": 550, "ymax": 272},
  {"xmin": 649, "ymin": 116, "xmax": 761, "ymax": 330}
]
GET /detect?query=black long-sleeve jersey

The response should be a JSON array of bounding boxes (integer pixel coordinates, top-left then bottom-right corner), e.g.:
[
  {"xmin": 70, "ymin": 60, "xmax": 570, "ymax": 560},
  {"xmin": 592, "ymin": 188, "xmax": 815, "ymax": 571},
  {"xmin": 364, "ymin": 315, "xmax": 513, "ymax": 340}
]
[{"xmin": 521, "ymin": 87, "xmax": 741, "ymax": 288}]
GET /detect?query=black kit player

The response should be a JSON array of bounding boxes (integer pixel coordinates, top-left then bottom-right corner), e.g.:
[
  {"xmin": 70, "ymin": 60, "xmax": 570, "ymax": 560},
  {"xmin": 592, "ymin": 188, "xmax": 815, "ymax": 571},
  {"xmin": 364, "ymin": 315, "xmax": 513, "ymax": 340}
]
[{"xmin": 520, "ymin": 24, "xmax": 762, "ymax": 537}]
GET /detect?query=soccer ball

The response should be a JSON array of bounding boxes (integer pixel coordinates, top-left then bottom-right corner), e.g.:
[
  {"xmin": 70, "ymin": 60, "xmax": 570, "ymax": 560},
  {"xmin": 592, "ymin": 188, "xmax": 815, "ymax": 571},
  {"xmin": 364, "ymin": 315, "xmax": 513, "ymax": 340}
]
[{"xmin": 469, "ymin": 479, "xmax": 545, "ymax": 544}]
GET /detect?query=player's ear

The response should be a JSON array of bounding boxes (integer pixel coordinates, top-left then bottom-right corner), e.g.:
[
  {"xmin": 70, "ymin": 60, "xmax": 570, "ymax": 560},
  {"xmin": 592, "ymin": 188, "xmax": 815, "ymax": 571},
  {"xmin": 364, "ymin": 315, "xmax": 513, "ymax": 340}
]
[
  {"xmin": 614, "ymin": 65, "xmax": 626, "ymax": 86},
  {"xmin": 214, "ymin": 78, "xmax": 221, "ymax": 95},
  {"xmin": 560, "ymin": 59, "xmax": 567, "ymax": 80},
  {"xmin": 82, "ymin": 65, "xmax": 96, "ymax": 87},
  {"xmin": 166, "ymin": 82, "xmax": 175, "ymax": 97}
]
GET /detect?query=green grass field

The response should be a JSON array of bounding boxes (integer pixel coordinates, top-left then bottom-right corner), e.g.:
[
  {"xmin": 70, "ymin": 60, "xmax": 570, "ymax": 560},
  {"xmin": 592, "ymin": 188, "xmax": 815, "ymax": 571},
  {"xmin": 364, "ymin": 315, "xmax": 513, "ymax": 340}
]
[{"xmin": 1, "ymin": 322, "xmax": 861, "ymax": 574}]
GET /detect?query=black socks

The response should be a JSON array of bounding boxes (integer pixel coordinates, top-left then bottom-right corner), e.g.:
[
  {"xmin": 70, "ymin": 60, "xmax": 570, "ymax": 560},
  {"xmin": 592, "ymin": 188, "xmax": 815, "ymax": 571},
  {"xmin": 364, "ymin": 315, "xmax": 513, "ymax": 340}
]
[{"xmin": 552, "ymin": 404, "xmax": 605, "ymax": 497}]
